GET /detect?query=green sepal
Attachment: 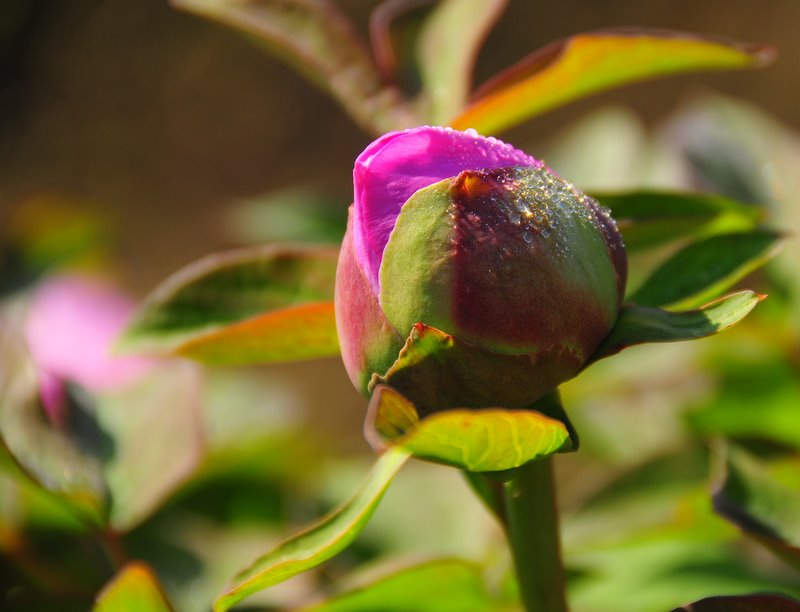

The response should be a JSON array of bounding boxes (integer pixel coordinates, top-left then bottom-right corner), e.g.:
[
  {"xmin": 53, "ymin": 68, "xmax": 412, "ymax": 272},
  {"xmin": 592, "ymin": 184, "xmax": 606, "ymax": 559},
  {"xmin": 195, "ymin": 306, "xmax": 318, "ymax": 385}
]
[
  {"xmin": 589, "ymin": 291, "xmax": 764, "ymax": 364},
  {"xmin": 371, "ymin": 322, "xmax": 579, "ymax": 415}
]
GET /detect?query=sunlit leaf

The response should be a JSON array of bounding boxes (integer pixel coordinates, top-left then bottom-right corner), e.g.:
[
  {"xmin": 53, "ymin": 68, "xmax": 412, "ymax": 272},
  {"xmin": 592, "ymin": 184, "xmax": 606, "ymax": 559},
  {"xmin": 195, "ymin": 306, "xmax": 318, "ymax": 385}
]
[
  {"xmin": 451, "ymin": 29, "xmax": 774, "ymax": 135},
  {"xmin": 673, "ymin": 593, "xmax": 800, "ymax": 611},
  {"xmin": 304, "ymin": 558, "xmax": 493, "ymax": 612},
  {"xmin": 120, "ymin": 245, "xmax": 340, "ymax": 365},
  {"xmin": 93, "ymin": 562, "xmax": 173, "ymax": 612},
  {"xmin": 416, "ymin": 0, "xmax": 507, "ymax": 124},
  {"xmin": 0, "ymin": 324, "xmax": 107, "ymax": 524},
  {"xmin": 214, "ymin": 447, "xmax": 410, "ymax": 612},
  {"xmin": 629, "ymin": 230, "xmax": 782, "ymax": 308},
  {"xmin": 365, "ymin": 385, "xmax": 570, "ymax": 472},
  {"xmin": 591, "ymin": 291, "xmax": 764, "ymax": 363},
  {"xmin": 594, "ymin": 190, "xmax": 763, "ymax": 253},
  {"xmin": 712, "ymin": 446, "xmax": 800, "ymax": 571},
  {"xmin": 172, "ymin": 0, "xmax": 415, "ymax": 134}
]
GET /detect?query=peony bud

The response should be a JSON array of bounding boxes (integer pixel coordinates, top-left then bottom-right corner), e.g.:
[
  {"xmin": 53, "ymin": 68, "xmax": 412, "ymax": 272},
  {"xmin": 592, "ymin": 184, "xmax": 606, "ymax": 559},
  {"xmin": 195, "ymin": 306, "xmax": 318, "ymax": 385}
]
[{"xmin": 335, "ymin": 126, "xmax": 626, "ymax": 412}]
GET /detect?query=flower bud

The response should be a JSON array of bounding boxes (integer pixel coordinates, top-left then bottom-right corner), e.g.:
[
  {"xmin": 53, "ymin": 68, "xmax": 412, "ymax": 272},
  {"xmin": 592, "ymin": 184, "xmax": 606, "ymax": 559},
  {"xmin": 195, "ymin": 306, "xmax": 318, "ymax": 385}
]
[{"xmin": 335, "ymin": 126, "xmax": 626, "ymax": 412}]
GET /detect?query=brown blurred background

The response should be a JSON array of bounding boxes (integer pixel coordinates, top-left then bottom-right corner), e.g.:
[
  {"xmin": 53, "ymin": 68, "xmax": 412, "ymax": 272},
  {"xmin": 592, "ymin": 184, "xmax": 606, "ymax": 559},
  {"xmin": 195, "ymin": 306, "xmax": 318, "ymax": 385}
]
[
  {"xmin": 0, "ymin": 0, "xmax": 797, "ymax": 289},
  {"xmin": 1, "ymin": 0, "xmax": 797, "ymax": 444}
]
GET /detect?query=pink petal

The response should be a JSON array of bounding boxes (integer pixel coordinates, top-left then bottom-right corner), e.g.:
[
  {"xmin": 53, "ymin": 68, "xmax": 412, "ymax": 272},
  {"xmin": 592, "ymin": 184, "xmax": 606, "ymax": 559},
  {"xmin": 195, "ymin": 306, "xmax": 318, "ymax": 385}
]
[
  {"xmin": 353, "ymin": 126, "xmax": 542, "ymax": 294},
  {"xmin": 24, "ymin": 275, "xmax": 153, "ymax": 394}
]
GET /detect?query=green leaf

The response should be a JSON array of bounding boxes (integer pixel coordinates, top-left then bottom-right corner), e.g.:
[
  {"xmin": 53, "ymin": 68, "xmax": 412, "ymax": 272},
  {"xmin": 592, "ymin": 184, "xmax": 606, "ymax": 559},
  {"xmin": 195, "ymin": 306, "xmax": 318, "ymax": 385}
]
[
  {"xmin": 171, "ymin": 0, "xmax": 415, "ymax": 134},
  {"xmin": 593, "ymin": 190, "xmax": 763, "ymax": 252},
  {"xmin": 416, "ymin": 0, "xmax": 507, "ymax": 124},
  {"xmin": 451, "ymin": 29, "xmax": 773, "ymax": 135},
  {"xmin": 0, "ymin": 324, "xmax": 107, "ymax": 523},
  {"xmin": 94, "ymin": 562, "xmax": 174, "ymax": 612},
  {"xmin": 673, "ymin": 593, "xmax": 800, "ymax": 611},
  {"xmin": 97, "ymin": 362, "xmax": 203, "ymax": 532},
  {"xmin": 304, "ymin": 558, "xmax": 493, "ymax": 612},
  {"xmin": 214, "ymin": 447, "xmax": 410, "ymax": 612},
  {"xmin": 591, "ymin": 291, "xmax": 764, "ymax": 363},
  {"xmin": 712, "ymin": 446, "xmax": 800, "ymax": 571},
  {"xmin": 687, "ymin": 354, "xmax": 800, "ymax": 450},
  {"xmin": 365, "ymin": 385, "xmax": 571, "ymax": 472},
  {"xmin": 119, "ymin": 245, "xmax": 340, "ymax": 365},
  {"xmin": 630, "ymin": 230, "xmax": 782, "ymax": 309}
]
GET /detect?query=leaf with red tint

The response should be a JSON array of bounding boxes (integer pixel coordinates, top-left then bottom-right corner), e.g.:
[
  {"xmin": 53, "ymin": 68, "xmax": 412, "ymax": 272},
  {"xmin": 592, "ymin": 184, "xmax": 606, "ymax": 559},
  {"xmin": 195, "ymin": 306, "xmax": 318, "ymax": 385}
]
[
  {"xmin": 451, "ymin": 29, "xmax": 774, "ymax": 135},
  {"xmin": 120, "ymin": 245, "xmax": 340, "ymax": 365},
  {"xmin": 172, "ymin": 0, "xmax": 416, "ymax": 134}
]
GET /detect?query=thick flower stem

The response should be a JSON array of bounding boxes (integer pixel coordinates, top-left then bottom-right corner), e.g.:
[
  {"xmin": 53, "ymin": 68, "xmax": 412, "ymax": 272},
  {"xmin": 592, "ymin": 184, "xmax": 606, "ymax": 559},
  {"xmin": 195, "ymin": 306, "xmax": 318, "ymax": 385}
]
[{"xmin": 503, "ymin": 457, "xmax": 568, "ymax": 612}]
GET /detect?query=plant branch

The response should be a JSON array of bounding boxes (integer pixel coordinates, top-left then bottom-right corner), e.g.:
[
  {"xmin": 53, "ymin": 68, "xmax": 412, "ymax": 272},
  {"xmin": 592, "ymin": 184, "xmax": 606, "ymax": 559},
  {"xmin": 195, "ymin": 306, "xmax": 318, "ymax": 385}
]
[{"xmin": 502, "ymin": 457, "xmax": 568, "ymax": 612}]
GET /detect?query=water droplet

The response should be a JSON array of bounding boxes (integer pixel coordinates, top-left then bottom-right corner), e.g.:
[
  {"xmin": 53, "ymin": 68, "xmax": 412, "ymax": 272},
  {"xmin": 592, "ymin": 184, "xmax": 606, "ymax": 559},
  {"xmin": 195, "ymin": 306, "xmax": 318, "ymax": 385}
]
[{"xmin": 523, "ymin": 231, "xmax": 534, "ymax": 243}]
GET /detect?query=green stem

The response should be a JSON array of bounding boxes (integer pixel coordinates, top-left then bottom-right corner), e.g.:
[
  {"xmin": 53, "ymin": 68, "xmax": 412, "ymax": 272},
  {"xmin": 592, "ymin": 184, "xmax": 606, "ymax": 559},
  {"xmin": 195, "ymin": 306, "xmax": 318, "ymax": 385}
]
[{"xmin": 503, "ymin": 457, "xmax": 568, "ymax": 612}]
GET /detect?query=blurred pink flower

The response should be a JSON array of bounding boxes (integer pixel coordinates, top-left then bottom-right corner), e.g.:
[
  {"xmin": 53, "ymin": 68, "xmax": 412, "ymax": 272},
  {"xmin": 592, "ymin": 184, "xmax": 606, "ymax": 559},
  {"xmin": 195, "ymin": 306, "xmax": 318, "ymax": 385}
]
[{"xmin": 23, "ymin": 275, "xmax": 153, "ymax": 421}]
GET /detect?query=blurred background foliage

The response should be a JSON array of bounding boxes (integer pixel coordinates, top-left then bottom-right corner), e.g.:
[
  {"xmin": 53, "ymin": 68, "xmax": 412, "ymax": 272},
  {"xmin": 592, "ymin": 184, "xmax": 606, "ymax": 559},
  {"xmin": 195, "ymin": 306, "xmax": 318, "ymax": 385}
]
[{"xmin": 1, "ymin": 1, "xmax": 800, "ymax": 611}]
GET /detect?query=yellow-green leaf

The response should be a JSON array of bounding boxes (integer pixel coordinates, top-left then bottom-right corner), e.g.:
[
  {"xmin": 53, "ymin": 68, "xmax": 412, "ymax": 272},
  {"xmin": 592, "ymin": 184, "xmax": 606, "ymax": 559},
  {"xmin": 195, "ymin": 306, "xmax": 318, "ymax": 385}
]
[
  {"xmin": 94, "ymin": 562, "xmax": 173, "ymax": 612},
  {"xmin": 365, "ymin": 385, "xmax": 571, "ymax": 472},
  {"xmin": 304, "ymin": 558, "xmax": 493, "ymax": 612},
  {"xmin": 451, "ymin": 30, "xmax": 774, "ymax": 135}
]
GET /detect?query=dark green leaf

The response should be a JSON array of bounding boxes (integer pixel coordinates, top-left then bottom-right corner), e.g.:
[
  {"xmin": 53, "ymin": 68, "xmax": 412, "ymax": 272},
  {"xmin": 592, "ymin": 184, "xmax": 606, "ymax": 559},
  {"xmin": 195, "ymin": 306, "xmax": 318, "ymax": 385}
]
[
  {"xmin": 214, "ymin": 447, "xmax": 410, "ymax": 612},
  {"xmin": 590, "ymin": 291, "xmax": 763, "ymax": 363},
  {"xmin": 712, "ymin": 446, "xmax": 800, "ymax": 570},
  {"xmin": 594, "ymin": 191, "xmax": 763, "ymax": 253},
  {"xmin": 630, "ymin": 230, "xmax": 782, "ymax": 308},
  {"xmin": 451, "ymin": 29, "xmax": 774, "ymax": 135},
  {"xmin": 304, "ymin": 558, "xmax": 493, "ymax": 612},
  {"xmin": 119, "ymin": 245, "xmax": 340, "ymax": 365},
  {"xmin": 172, "ymin": 0, "xmax": 416, "ymax": 134},
  {"xmin": 365, "ymin": 385, "xmax": 571, "ymax": 472},
  {"xmin": 227, "ymin": 188, "xmax": 346, "ymax": 245},
  {"xmin": 673, "ymin": 593, "xmax": 800, "ymax": 611},
  {"xmin": 93, "ymin": 562, "xmax": 174, "ymax": 612}
]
